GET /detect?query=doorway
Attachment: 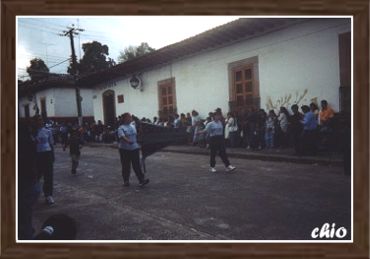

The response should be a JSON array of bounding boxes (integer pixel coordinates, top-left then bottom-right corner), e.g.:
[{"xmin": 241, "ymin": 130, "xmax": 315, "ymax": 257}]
[{"xmin": 102, "ymin": 90, "xmax": 116, "ymax": 126}]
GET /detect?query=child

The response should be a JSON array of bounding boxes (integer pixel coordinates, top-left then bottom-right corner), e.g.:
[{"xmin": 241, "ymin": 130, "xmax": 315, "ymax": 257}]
[
  {"xmin": 265, "ymin": 110, "xmax": 276, "ymax": 149},
  {"xmin": 64, "ymin": 127, "xmax": 83, "ymax": 174}
]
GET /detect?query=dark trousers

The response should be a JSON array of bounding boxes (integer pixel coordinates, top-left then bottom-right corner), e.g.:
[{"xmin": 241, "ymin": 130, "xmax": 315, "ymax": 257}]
[
  {"xmin": 71, "ymin": 154, "xmax": 80, "ymax": 172},
  {"xmin": 291, "ymin": 129, "xmax": 302, "ymax": 153},
  {"xmin": 299, "ymin": 130, "xmax": 318, "ymax": 155},
  {"xmin": 36, "ymin": 151, "xmax": 53, "ymax": 197},
  {"xmin": 229, "ymin": 131, "xmax": 238, "ymax": 148},
  {"xmin": 209, "ymin": 136, "xmax": 230, "ymax": 167},
  {"xmin": 119, "ymin": 149, "xmax": 145, "ymax": 183}
]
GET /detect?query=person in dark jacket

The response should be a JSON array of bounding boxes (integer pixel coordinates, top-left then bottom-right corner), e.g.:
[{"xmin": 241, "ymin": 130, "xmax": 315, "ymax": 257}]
[
  {"xmin": 289, "ymin": 104, "xmax": 304, "ymax": 153},
  {"xmin": 64, "ymin": 127, "xmax": 83, "ymax": 174},
  {"xmin": 247, "ymin": 107, "xmax": 259, "ymax": 150},
  {"xmin": 18, "ymin": 119, "xmax": 39, "ymax": 239}
]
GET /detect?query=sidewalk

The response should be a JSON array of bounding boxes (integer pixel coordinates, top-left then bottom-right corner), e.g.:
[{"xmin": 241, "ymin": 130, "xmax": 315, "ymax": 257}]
[{"xmin": 85, "ymin": 142, "xmax": 343, "ymax": 167}]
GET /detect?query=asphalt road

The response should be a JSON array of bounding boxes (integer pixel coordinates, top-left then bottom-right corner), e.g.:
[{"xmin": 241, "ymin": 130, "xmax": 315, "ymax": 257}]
[{"xmin": 32, "ymin": 146, "xmax": 351, "ymax": 241}]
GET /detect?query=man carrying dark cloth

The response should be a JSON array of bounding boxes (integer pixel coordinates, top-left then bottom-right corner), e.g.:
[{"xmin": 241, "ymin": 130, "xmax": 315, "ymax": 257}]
[{"xmin": 118, "ymin": 113, "xmax": 149, "ymax": 187}]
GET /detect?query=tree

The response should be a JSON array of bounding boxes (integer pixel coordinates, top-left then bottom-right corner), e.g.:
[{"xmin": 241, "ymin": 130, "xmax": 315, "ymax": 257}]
[
  {"xmin": 26, "ymin": 58, "xmax": 49, "ymax": 81},
  {"xmin": 118, "ymin": 42, "xmax": 155, "ymax": 63},
  {"xmin": 69, "ymin": 41, "xmax": 116, "ymax": 75}
]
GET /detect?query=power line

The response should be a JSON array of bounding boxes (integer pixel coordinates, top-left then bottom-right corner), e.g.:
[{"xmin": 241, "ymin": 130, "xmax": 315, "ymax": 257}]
[
  {"xmin": 19, "ymin": 18, "xmax": 67, "ymax": 29},
  {"xmin": 19, "ymin": 51, "xmax": 69, "ymax": 60},
  {"xmin": 18, "ymin": 22, "xmax": 60, "ymax": 35},
  {"xmin": 48, "ymin": 58, "xmax": 71, "ymax": 69},
  {"xmin": 19, "ymin": 21, "xmax": 122, "ymax": 55}
]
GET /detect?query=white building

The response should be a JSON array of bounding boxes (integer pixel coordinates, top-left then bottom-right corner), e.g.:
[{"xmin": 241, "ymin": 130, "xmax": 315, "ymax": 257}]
[
  {"xmin": 18, "ymin": 75, "xmax": 94, "ymax": 123},
  {"xmin": 19, "ymin": 18, "xmax": 351, "ymax": 126},
  {"xmin": 83, "ymin": 18, "xmax": 350, "ymax": 125}
]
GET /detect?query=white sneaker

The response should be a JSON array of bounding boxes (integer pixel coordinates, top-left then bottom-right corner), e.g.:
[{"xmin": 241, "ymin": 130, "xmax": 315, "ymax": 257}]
[
  {"xmin": 226, "ymin": 165, "xmax": 236, "ymax": 172},
  {"xmin": 210, "ymin": 167, "xmax": 217, "ymax": 173},
  {"xmin": 45, "ymin": 196, "xmax": 55, "ymax": 205}
]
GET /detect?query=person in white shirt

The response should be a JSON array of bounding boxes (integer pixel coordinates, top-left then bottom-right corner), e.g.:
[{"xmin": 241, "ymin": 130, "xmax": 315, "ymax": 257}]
[
  {"xmin": 117, "ymin": 113, "xmax": 149, "ymax": 187},
  {"xmin": 173, "ymin": 114, "xmax": 181, "ymax": 128},
  {"xmin": 226, "ymin": 112, "xmax": 239, "ymax": 147},
  {"xmin": 197, "ymin": 112, "xmax": 236, "ymax": 173},
  {"xmin": 277, "ymin": 107, "xmax": 289, "ymax": 147},
  {"xmin": 191, "ymin": 110, "xmax": 201, "ymax": 145}
]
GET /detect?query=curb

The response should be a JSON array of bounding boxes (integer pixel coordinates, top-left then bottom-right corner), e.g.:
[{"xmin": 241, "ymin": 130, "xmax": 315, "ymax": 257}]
[
  {"xmin": 161, "ymin": 148, "xmax": 343, "ymax": 167},
  {"xmin": 85, "ymin": 143, "xmax": 343, "ymax": 167}
]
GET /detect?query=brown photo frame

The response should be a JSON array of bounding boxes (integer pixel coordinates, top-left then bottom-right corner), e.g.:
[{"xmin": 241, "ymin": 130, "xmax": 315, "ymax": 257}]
[{"xmin": 2, "ymin": 0, "xmax": 369, "ymax": 258}]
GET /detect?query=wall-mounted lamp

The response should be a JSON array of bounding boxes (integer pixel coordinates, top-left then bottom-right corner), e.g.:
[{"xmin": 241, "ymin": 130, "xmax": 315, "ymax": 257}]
[{"xmin": 128, "ymin": 74, "xmax": 143, "ymax": 91}]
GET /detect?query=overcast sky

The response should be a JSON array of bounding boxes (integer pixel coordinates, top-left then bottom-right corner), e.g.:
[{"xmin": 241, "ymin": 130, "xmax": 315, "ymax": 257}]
[{"xmin": 17, "ymin": 16, "xmax": 242, "ymax": 79}]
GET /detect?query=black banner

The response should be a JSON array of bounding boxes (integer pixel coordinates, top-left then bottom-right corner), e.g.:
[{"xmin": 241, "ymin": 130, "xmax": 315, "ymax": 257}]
[{"xmin": 136, "ymin": 122, "xmax": 188, "ymax": 159}]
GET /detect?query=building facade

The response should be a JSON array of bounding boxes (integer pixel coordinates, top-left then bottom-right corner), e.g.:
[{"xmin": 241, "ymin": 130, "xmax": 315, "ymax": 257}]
[
  {"xmin": 18, "ymin": 18, "xmax": 351, "ymax": 126},
  {"xmin": 18, "ymin": 77, "xmax": 94, "ymax": 123},
  {"xmin": 88, "ymin": 18, "xmax": 350, "ymax": 125}
]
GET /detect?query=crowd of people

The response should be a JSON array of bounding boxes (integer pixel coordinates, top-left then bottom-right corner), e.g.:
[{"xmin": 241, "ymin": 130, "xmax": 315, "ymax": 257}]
[
  {"xmin": 46, "ymin": 99, "xmax": 339, "ymax": 157},
  {"xmin": 119, "ymin": 99, "xmax": 337, "ymax": 157}
]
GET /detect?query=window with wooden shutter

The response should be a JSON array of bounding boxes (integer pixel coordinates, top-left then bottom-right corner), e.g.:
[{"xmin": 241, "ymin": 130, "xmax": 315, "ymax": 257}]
[
  {"xmin": 158, "ymin": 78, "xmax": 176, "ymax": 119},
  {"xmin": 229, "ymin": 57, "xmax": 259, "ymax": 113}
]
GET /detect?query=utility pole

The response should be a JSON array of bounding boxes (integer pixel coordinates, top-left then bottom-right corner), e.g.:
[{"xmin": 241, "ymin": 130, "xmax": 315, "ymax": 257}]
[{"xmin": 60, "ymin": 24, "xmax": 84, "ymax": 126}]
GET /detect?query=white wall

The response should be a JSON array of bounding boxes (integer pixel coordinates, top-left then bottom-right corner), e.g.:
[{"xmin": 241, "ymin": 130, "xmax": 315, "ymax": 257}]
[
  {"xmin": 80, "ymin": 89, "xmax": 94, "ymax": 116},
  {"xmin": 53, "ymin": 88, "xmax": 77, "ymax": 117},
  {"xmin": 19, "ymin": 88, "xmax": 55, "ymax": 118},
  {"xmin": 19, "ymin": 88, "xmax": 94, "ymax": 119},
  {"xmin": 93, "ymin": 18, "xmax": 350, "ymax": 120},
  {"xmin": 54, "ymin": 88, "xmax": 94, "ymax": 117}
]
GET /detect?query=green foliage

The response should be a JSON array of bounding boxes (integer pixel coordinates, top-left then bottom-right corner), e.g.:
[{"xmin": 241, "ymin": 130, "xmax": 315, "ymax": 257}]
[
  {"xmin": 69, "ymin": 41, "xmax": 116, "ymax": 75},
  {"xmin": 118, "ymin": 42, "xmax": 155, "ymax": 63},
  {"xmin": 26, "ymin": 58, "xmax": 50, "ymax": 81}
]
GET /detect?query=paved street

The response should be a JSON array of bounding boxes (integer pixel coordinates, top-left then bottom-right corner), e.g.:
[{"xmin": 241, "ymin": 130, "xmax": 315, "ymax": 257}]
[{"xmin": 32, "ymin": 146, "xmax": 351, "ymax": 240}]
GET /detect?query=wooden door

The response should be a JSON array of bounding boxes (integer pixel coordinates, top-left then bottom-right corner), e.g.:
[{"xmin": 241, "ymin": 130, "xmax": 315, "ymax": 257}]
[
  {"xmin": 158, "ymin": 78, "xmax": 176, "ymax": 119},
  {"xmin": 232, "ymin": 61, "xmax": 259, "ymax": 112}
]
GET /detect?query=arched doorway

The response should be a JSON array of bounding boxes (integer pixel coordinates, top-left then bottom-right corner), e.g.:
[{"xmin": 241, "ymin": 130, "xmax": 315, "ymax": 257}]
[{"xmin": 102, "ymin": 90, "xmax": 116, "ymax": 126}]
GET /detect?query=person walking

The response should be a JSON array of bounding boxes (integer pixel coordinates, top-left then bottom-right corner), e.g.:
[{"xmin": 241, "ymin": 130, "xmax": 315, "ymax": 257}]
[
  {"xmin": 33, "ymin": 116, "xmax": 55, "ymax": 206},
  {"xmin": 64, "ymin": 127, "xmax": 83, "ymax": 175},
  {"xmin": 197, "ymin": 112, "xmax": 236, "ymax": 173},
  {"xmin": 117, "ymin": 113, "xmax": 149, "ymax": 187}
]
